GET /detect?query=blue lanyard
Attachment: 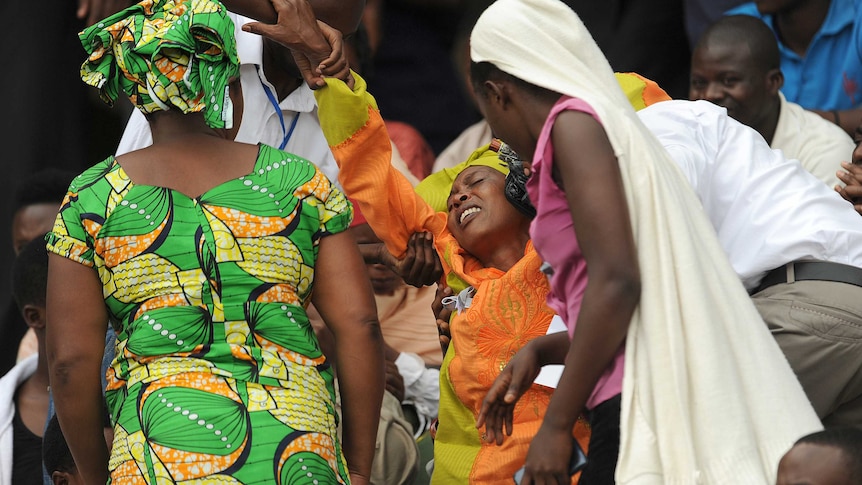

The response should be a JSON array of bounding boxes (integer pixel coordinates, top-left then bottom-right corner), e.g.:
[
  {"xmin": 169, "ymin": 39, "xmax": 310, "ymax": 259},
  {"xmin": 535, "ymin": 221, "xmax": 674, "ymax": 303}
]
[{"xmin": 260, "ymin": 79, "xmax": 301, "ymax": 150}]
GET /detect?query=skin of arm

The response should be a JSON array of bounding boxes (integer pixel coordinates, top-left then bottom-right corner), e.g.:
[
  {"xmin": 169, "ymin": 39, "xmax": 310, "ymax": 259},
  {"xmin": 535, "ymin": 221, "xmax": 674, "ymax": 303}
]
[
  {"xmin": 46, "ymin": 254, "xmax": 111, "ymax": 484},
  {"xmin": 311, "ymin": 231, "xmax": 385, "ymax": 485},
  {"xmin": 812, "ymin": 108, "xmax": 862, "ymax": 137},
  {"xmin": 521, "ymin": 111, "xmax": 641, "ymax": 484}
]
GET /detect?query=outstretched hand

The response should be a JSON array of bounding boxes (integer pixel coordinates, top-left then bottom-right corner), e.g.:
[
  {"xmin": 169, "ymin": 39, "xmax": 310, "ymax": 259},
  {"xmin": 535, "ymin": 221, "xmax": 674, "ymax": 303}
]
[
  {"xmin": 242, "ymin": 0, "xmax": 351, "ymax": 89},
  {"xmin": 359, "ymin": 232, "xmax": 442, "ymax": 287},
  {"xmin": 395, "ymin": 232, "xmax": 443, "ymax": 287},
  {"xmin": 476, "ymin": 342, "xmax": 541, "ymax": 445},
  {"xmin": 836, "ymin": 161, "xmax": 862, "ymax": 215}
]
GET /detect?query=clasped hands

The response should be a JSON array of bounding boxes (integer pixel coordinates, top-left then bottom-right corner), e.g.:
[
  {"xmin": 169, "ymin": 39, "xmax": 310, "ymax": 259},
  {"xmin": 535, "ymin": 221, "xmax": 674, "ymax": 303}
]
[{"xmin": 242, "ymin": 0, "xmax": 353, "ymax": 89}]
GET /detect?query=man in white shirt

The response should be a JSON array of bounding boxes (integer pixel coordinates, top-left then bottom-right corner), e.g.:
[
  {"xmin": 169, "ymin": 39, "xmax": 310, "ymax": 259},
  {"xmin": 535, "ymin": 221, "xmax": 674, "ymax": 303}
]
[
  {"xmin": 639, "ymin": 99, "xmax": 862, "ymax": 426},
  {"xmin": 689, "ymin": 15, "xmax": 854, "ymax": 188}
]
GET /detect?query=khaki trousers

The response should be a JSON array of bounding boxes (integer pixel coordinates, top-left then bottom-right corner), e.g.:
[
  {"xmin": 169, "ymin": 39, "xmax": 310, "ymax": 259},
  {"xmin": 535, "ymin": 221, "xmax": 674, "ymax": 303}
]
[{"xmin": 753, "ymin": 280, "xmax": 862, "ymax": 427}]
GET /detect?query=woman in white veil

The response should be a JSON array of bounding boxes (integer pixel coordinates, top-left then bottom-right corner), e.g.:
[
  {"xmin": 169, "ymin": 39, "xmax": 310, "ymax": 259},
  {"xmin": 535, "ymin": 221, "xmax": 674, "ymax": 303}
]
[{"xmin": 469, "ymin": 0, "xmax": 821, "ymax": 483}]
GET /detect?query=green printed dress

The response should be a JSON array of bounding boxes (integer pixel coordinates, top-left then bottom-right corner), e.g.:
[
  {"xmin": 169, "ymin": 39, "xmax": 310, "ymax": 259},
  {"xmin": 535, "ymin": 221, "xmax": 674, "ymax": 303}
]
[{"xmin": 47, "ymin": 144, "xmax": 352, "ymax": 484}]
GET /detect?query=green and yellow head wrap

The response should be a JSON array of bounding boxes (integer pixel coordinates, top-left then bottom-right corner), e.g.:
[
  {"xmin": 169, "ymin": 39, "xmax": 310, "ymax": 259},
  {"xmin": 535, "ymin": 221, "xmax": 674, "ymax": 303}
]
[
  {"xmin": 415, "ymin": 143, "xmax": 508, "ymax": 212},
  {"xmin": 80, "ymin": 0, "xmax": 240, "ymax": 128}
]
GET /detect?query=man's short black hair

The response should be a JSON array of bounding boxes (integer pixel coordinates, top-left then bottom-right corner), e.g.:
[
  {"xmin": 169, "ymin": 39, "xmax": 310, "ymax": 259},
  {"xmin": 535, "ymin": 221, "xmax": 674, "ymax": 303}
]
[
  {"xmin": 795, "ymin": 427, "xmax": 862, "ymax": 481},
  {"xmin": 696, "ymin": 15, "xmax": 781, "ymax": 72},
  {"xmin": 11, "ymin": 235, "xmax": 49, "ymax": 312},
  {"xmin": 42, "ymin": 414, "xmax": 76, "ymax": 475},
  {"xmin": 12, "ymin": 169, "xmax": 76, "ymax": 215}
]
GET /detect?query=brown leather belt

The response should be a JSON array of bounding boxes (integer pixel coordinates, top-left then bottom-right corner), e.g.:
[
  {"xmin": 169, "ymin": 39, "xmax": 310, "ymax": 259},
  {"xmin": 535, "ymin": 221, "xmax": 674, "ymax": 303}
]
[{"xmin": 755, "ymin": 261, "xmax": 862, "ymax": 294}]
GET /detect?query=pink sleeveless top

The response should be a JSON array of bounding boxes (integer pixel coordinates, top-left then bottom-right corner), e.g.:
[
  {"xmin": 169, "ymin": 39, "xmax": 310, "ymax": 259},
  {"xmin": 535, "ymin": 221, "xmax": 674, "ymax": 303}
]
[{"xmin": 526, "ymin": 95, "xmax": 625, "ymax": 410}]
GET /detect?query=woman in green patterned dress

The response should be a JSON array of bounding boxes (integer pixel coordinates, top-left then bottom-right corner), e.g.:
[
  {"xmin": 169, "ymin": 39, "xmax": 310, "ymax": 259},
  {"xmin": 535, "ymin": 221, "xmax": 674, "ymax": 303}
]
[{"xmin": 45, "ymin": 0, "xmax": 384, "ymax": 483}]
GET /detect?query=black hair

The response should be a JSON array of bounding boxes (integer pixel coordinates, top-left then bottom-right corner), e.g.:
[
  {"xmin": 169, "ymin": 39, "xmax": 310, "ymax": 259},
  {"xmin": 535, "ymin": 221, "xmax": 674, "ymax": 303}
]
[
  {"xmin": 12, "ymin": 169, "xmax": 76, "ymax": 215},
  {"xmin": 42, "ymin": 414, "xmax": 76, "ymax": 475},
  {"xmin": 795, "ymin": 427, "xmax": 862, "ymax": 481},
  {"xmin": 11, "ymin": 235, "xmax": 49, "ymax": 312},
  {"xmin": 695, "ymin": 15, "xmax": 780, "ymax": 72},
  {"xmin": 469, "ymin": 61, "xmax": 560, "ymax": 103}
]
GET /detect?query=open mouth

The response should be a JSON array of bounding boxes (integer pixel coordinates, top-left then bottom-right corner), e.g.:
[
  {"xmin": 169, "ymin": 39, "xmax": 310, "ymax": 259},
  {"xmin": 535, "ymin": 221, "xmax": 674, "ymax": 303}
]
[{"xmin": 460, "ymin": 207, "xmax": 481, "ymax": 225}]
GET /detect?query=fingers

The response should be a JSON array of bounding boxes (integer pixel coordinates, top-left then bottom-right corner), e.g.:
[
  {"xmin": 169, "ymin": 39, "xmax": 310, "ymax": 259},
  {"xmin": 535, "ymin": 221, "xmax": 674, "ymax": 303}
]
[
  {"xmin": 402, "ymin": 232, "xmax": 442, "ymax": 287},
  {"xmin": 493, "ymin": 403, "xmax": 513, "ymax": 445},
  {"xmin": 316, "ymin": 21, "xmax": 350, "ymax": 81},
  {"xmin": 416, "ymin": 232, "xmax": 443, "ymax": 285},
  {"xmin": 356, "ymin": 241, "xmax": 386, "ymax": 266},
  {"xmin": 845, "ymin": 185, "xmax": 862, "ymax": 199},
  {"xmin": 838, "ymin": 167, "xmax": 862, "ymax": 188},
  {"xmin": 477, "ymin": 368, "xmax": 516, "ymax": 445},
  {"xmin": 437, "ymin": 318, "xmax": 451, "ymax": 354},
  {"xmin": 240, "ymin": 0, "xmax": 332, "ymax": 89},
  {"xmin": 292, "ymin": 52, "xmax": 326, "ymax": 89},
  {"xmin": 432, "ymin": 285, "xmax": 453, "ymax": 321},
  {"xmin": 477, "ymin": 374, "xmax": 508, "ymax": 428},
  {"xmin": 433, "ymin": 284, "xmax": 453, "ymax": 353}
]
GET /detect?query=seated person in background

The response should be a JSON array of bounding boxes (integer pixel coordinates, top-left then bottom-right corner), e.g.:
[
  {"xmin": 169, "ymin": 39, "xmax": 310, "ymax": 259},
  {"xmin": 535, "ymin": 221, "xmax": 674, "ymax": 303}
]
[
  {"xmin": 42, "ymin": 415, "xmax": 82, "ymax": 485},
  {"xmin": 726, "ymin": 0, "xmax": 862, "ymax": 136},
  {"xmin": 308, "ymin": 207, "xmax": 441, "ymax": 485},
  {"xmin": 776, "ymin": 427, "xmax": 862, "ymax": 485},
  {"xmin": 639, "ymin": 99, "xmax": 862, "ymax": 426},
  {"xmin": 690, "ymin": 15, "xmax": 854, "ymax": 188},
  {"xmin": 42, "ymin": 411, "xmax": 114, "ymax": 485},
  {"xmin": 350, "ymin": 213, "xmax": 441, "ymax": 434},
  {"xmin": 1, "ymin": 170, "xmax": 75, "ymax": 376},
  {"xmin": 0, "ymin": 236, "xmax": 51, "ymax": 484}
]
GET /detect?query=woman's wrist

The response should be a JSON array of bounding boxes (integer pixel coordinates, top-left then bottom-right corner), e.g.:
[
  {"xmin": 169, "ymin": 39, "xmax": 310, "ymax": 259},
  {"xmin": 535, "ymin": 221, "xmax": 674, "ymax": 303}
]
[{"xmin": 532, "ymin": 332, "xmax": 570, "ymax": 366}]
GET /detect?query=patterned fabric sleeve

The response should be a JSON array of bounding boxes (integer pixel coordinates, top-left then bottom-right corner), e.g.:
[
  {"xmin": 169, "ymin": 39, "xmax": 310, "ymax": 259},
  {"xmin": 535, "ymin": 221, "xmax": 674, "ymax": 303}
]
[
  {"xmin": 316, "ymin": 180, "xmax": 353, "ymax": 237},
  {"xmin": 45, "ymin": 160, "xmax": 113, "ymax": 267}
]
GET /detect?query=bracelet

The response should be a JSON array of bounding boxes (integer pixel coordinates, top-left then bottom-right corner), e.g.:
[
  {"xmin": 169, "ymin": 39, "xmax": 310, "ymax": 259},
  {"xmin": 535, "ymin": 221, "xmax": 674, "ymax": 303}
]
[{"xmin": 832, "ymin": 110, "xmax": 841, "ymax": 127}]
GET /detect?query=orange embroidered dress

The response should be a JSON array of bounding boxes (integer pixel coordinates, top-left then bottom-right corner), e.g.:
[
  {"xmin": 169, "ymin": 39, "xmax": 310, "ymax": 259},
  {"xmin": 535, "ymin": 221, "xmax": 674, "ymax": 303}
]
[{"xmin": 314, "ymin": 76, "xmax": 588, "ymax": 484}]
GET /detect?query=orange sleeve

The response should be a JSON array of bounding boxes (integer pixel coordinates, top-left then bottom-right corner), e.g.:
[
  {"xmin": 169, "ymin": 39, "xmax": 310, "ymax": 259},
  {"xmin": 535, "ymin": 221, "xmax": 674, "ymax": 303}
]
[{"xmin": 314, "ymin": 73, "xmax": 448, "ymax": 257}]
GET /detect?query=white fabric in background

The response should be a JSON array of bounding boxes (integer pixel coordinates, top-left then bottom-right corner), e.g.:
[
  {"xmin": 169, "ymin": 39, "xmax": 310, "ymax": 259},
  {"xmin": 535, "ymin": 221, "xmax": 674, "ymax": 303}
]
[{"xmin": 640, "ymin": 99, "xmax": 862, "ymax": 291}]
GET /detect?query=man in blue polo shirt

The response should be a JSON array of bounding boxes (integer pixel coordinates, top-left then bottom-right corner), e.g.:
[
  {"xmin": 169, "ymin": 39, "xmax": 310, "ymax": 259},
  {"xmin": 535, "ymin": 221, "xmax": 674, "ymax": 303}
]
[{"xmin": 728, "ymin": 0, "xmax": 862, "ymax": 136}]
